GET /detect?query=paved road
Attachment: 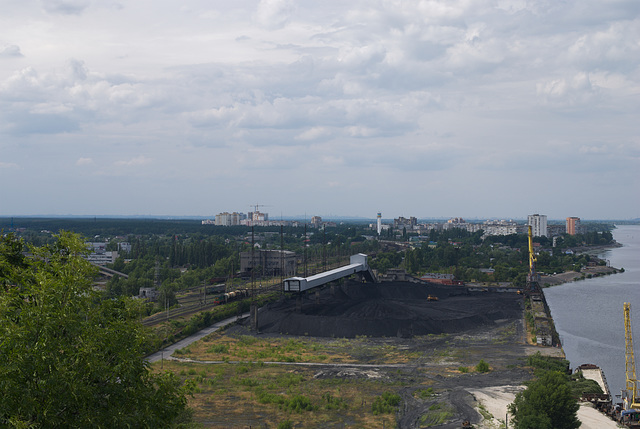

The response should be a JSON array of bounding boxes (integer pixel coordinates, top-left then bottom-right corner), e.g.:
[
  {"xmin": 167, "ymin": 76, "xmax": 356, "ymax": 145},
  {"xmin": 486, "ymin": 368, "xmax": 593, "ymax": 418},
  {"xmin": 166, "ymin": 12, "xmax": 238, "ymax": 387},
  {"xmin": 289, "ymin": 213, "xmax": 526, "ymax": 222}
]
[{"xmin": 145, "ymin": 312, "xmax": 250, "ymax": 363}]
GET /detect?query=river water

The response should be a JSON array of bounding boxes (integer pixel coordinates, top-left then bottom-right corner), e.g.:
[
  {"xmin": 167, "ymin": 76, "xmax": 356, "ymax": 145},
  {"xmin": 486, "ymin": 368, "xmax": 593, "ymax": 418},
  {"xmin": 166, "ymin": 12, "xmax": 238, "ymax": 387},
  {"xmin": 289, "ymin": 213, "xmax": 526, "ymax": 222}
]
[{"xmin": 545, "ymin": 224, "xmax": 640, "ymax": 402}]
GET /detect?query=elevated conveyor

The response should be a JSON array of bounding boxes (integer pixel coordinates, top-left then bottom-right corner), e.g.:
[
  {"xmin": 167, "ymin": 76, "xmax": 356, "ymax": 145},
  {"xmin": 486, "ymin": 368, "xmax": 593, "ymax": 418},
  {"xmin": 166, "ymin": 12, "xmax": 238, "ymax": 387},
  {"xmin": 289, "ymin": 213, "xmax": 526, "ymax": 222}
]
[{"xmin": 283, "ymin": 253, "xmax": 376, "ymax": 292}]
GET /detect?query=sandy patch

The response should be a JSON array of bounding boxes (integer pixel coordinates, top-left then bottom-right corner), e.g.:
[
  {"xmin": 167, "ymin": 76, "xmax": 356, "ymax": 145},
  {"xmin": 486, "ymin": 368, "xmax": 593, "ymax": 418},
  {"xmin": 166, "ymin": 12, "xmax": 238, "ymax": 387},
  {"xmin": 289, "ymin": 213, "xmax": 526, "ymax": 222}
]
[{"xmin": 469, "ymin": 386, "xmax": 620, "ymax": 429}]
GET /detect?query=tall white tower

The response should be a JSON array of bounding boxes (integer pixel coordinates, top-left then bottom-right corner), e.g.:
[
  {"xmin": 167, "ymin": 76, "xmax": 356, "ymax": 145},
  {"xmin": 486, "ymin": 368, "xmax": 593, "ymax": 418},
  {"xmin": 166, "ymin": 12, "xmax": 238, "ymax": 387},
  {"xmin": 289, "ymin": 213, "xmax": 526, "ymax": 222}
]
[
  {"xmin": 527, "ymin": 214, "xmax": 548, "ymax": 237},
  {"xmin": 377, "ymin": 212, "xmax": 382, "ymax": 235}
]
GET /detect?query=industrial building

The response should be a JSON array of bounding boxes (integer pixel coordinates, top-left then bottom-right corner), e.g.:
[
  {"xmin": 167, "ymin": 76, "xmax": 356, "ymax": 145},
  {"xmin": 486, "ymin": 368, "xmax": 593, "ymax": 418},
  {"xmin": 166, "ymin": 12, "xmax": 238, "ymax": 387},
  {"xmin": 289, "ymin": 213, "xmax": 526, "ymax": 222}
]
[
  {"xmin": 83, "ymin": 242, "xmax": 119, "ymax": 266},
  {"xmin": 283, "ymin": 254, "xmax": 376, "ymax": 292},
  {"xmin": 240, "ymin": 249, "xmax": 297, "ymax": 277}
]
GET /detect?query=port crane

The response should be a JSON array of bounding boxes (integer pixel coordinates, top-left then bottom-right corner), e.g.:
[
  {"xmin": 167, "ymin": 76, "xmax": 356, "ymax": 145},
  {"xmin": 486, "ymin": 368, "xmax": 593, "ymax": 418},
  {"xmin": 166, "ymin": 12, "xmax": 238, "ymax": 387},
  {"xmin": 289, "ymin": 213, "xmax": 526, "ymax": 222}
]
[
  {"xmin": 624, "ymin": 302, "xmax": 640, "ymax": 411},
  {"xmin": 526, "ymin": 225, "xmax": 540, "ymax": 294}
]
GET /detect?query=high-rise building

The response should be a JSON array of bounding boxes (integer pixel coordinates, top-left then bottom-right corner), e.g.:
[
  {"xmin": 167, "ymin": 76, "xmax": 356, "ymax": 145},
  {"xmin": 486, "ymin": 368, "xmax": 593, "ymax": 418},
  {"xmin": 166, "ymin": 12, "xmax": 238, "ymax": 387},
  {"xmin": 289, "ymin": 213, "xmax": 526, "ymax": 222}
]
[
  {"xmin": 377, "ymin": 213, "xmax": 382, "ymax": 235},
  {"xmin": 527, "ymin": 214, "xmax": 548, "ymax": 237},
  {"xmin": 311, "ymin": 216, "xmax": 322, "ymax": 227},
  {"xmin": 566, "ymin": 217, "xmax": 580, "ymax": 235},
  {"xmin": 215, "ymin": 212, "xmax": 245, "ymax": 226}
]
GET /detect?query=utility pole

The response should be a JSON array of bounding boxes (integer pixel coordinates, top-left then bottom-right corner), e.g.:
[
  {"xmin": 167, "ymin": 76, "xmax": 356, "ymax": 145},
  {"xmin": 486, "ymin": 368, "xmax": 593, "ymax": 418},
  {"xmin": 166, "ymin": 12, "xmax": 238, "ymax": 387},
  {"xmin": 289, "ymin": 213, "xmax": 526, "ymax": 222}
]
[
  {"xmin": 304, "ymin": 223, "xmax": 308, "ymax": 277},
  {"xmin": 280, "ymin": 225, "xmax": 284, "ymax": 295},
  {"xmin": 251, "ymin": 226, "xmax": 255, "ymax": 301},
  {"xmin": 323, "ymin": 226, "xmax": 327, "ymax": 272}
]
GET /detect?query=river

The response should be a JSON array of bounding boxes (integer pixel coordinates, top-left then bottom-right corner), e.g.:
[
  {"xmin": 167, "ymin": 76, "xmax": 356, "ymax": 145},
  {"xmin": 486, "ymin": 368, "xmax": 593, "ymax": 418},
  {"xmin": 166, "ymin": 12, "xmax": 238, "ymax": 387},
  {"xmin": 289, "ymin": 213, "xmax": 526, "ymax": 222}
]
[{"xmin": 545, "ymin": 224, "xmax": 640, "ymax": 402}]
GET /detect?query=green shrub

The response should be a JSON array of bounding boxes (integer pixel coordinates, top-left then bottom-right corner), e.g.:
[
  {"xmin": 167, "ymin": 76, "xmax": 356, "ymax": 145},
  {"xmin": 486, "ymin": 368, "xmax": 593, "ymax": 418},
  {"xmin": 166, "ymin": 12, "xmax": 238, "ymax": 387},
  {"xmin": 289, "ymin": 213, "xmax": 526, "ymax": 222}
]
[
  {"xmin": 527, "ymin": 352, "xmax": 570, "ymax": 374},
  {"xmin": 414, "ymin": 388, "xmax": 435, "ymax": 399},
  {"xmin": 372, "ymin": 392, "xmax": 402, "ymax": 415},
  {"xmin": 323, "ymin": 393, "xmax": 348, "ymax": 410},
  {"xmin": 208, "ymin": 344, "xmax": 229, "ymax": 354},
  {"xmin": 420, "ymin": 402, "xmax": 454, "ymax": 426},
  {"xmin": 458, "ymin": 366, "xmax": 469, "ymax": 373},
  {"xmin": 284, "ymin": 395, "xmax": 316, "ymax": 413},
  {"xmin": 476, "ymin": 360, "xmax": 490, "ymax": 373}
]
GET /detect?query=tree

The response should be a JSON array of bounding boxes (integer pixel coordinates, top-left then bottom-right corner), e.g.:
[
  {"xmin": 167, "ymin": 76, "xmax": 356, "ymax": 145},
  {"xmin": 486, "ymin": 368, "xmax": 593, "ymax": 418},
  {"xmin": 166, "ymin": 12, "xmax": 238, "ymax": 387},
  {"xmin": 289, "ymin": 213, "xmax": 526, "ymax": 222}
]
[
  {"xmin": 509, "ymin": 371, "xmax": 580, "ymax": 429},
  {"xmin": 0, "ymin": 232, "xmax": 192, "ymax": 428}
]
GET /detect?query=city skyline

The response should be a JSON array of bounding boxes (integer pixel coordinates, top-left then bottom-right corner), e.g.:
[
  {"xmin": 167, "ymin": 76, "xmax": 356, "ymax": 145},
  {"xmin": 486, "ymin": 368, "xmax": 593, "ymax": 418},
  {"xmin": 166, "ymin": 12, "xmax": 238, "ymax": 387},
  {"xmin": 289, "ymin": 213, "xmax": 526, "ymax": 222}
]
[{"xmin": 1, "ymin": 1, "xmax": 639, "ymax": 220}]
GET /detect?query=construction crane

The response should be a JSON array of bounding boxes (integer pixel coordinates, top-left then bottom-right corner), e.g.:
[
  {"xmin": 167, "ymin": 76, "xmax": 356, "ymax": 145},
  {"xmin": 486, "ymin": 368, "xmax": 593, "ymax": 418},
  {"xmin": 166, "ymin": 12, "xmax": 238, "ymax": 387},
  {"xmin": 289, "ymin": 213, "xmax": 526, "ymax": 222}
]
[
  {"xmin": 249, "ymin": 203, "xmax": 270, "ymax": 213},
  {"xmin": 623, "ymin": 302, "xmax": 640, "ymax": 410},
  {"xmin": 248, "ymin": 204, "xmax": 271, "ymax": 222},
  {"xmin": 526, "ymin": 225, "xmax": 539, "ymax": 294}
]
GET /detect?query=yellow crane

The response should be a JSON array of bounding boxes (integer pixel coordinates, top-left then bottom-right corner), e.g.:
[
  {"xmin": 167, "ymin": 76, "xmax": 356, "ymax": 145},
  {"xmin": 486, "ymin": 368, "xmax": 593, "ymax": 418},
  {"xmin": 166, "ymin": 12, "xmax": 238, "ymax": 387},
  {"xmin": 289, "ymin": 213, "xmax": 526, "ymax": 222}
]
[
  {"xmin": 624, "ymin": 302, "xmax": 640, "ymax": 410},
  {"xmin": 526, "ymin": 225, "xmax": 539, "ymax": 294}
]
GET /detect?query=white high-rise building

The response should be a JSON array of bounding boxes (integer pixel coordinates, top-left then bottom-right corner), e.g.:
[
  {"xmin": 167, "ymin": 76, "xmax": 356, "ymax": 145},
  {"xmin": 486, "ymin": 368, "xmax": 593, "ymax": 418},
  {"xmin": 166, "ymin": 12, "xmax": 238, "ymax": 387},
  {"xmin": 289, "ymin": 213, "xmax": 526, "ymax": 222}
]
[
  {"xmin": 377, "ymin": 212, "xmax": 382, "ymax": 235},
  {"xmin": 527, "ymin": 214, "xmax": 548, "ymax": 237}
]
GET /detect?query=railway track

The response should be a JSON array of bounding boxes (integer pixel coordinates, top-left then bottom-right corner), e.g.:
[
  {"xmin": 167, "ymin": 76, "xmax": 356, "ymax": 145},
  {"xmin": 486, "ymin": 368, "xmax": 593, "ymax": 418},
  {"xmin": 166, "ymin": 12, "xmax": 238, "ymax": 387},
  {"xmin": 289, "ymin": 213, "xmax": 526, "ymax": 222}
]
[{"xmin": 141, "ymin": 282, "xmax": 282, "ymax": 327}]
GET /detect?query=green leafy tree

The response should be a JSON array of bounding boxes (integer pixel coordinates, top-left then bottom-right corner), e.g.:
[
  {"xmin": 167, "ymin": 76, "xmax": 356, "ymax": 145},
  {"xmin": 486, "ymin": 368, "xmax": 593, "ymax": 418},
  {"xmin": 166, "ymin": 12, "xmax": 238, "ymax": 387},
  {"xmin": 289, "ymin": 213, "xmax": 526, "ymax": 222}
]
[
  {"xmin": 509, "ymin": 371, "xmax": 580, "ymax": 429},
  {"xmin": 0, "ymin": 232, "xmax": 192, "ymax": 428}
]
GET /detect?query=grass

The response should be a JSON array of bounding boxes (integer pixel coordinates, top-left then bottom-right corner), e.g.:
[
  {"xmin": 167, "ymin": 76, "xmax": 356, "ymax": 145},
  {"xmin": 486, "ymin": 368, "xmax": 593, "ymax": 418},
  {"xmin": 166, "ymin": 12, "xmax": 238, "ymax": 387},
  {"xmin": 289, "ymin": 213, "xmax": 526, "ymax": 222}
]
[
  {"xmin": 414, "ymin": 387, "xmax": 436, "ymax": 399},
  {"xmin": 176, "ymin": 331, "xmax": 424, "ymax": 365},
  {"xmin": 151, "ymin": 314, "xmax": 530, "ymax": 428},
  {"xmin": 155, "ymin": 360, "xmax": 398, "ymax": 428},
  {"xmin": 419, "ymin": 402, "xmax": 455, "ymax": 427}
]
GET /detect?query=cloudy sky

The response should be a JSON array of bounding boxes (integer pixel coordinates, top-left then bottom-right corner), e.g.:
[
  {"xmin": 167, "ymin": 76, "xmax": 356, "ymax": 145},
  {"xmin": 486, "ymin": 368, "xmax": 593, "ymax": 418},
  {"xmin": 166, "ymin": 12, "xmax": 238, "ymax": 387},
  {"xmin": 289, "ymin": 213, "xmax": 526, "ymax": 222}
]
[{"xmin": 1, "ymin": 0, "xmax": 639, "ymax": 220}]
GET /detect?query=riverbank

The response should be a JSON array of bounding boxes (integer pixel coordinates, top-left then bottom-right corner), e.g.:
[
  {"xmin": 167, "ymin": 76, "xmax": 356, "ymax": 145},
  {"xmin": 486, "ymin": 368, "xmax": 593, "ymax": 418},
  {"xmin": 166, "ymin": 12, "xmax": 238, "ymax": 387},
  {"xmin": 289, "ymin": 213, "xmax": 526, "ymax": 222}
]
[{"xmin": 541, "ymin": 264, "xmax": 621, "ymax": 287}]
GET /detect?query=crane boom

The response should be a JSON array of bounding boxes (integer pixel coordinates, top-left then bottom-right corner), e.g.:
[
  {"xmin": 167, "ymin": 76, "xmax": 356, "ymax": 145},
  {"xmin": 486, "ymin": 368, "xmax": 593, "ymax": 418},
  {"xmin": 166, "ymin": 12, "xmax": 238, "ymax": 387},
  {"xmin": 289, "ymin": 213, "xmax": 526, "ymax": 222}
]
[
  {"xmin": 526, "ymin": 225, "xmax": 540, "ymax": 294},
  {"xmin": 528, "ymin": 225, "xmax": 536, "ymax": 278},
  {"xmin": 624, "ymin": 302, "xmax": 640, "ymax": 410}
]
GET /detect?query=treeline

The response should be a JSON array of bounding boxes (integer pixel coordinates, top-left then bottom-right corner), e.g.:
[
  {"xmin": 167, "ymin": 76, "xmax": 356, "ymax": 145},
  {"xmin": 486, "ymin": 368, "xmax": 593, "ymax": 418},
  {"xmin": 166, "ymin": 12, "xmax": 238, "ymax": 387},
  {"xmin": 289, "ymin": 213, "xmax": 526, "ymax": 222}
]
[{"xmin": 370, "ymin": 229, "xmax": 614, "ymax": 286}]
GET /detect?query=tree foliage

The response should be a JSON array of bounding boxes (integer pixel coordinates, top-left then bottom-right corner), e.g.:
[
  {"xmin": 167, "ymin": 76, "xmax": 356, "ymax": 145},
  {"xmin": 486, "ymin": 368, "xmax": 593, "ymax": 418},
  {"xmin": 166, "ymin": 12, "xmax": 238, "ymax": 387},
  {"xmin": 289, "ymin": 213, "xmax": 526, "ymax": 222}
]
[
  {"xmin": 0, "ymin": 232, "xmax": 192, "ymax": 428},
  {"xmin": 509, "ymin": 371, "xmax": 580, "ymax": 429}
]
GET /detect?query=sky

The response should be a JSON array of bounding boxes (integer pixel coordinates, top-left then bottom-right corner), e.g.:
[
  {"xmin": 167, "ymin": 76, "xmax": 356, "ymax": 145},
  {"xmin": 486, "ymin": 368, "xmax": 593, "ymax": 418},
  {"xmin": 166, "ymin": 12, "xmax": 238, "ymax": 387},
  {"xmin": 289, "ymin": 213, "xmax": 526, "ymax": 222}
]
[{"xmin": 1, "ymin": 0, "xmax": 639, "ymax": 220}]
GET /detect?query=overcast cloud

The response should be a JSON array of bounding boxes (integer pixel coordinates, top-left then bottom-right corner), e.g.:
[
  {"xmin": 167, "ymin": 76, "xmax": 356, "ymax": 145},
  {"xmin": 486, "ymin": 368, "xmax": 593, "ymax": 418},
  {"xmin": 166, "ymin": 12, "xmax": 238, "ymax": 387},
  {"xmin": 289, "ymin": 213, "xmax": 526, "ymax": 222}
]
[{"xmin": 1, "ymin": 0, "xmax": 638, "ymax": 219}]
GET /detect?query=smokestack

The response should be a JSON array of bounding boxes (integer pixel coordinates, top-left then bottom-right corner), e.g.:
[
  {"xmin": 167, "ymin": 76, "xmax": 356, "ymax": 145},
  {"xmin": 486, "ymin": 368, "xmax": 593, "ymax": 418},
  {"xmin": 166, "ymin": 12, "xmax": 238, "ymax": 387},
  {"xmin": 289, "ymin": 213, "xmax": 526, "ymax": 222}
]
[{"xmin": 377, "ymin": 212, "xmax": 382, "ymax": 235}]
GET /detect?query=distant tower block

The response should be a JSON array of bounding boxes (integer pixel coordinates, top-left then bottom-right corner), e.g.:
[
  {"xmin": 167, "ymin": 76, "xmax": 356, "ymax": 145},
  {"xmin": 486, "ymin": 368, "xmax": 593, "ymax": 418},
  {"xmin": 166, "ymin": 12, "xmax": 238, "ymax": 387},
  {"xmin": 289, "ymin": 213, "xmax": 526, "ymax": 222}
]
[
  {"xmin": 566, "ymin": 217, "xmax": 580, "ymax": 235},
  {"xmin": 377, "ymin": 212, "xmax": 382, "ymax": 235}
]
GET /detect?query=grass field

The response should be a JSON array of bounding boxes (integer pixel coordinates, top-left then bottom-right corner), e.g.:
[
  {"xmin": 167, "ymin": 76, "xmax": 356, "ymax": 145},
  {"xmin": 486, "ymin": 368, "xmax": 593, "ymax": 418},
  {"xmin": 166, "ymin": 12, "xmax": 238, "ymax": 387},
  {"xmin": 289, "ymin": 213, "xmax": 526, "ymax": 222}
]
[{"xmin": 150, "ymin": 320, "xmax": 531, "ymax": 428}]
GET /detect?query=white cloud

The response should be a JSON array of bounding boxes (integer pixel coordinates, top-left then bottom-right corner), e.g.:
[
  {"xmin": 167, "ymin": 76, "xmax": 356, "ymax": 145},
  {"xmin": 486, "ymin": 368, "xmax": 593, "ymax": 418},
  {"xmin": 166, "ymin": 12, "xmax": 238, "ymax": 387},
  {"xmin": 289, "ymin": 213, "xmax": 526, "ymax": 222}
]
[
  {"xmin": 295, "ymin": 126, "xmax": 331, "ymax": 141},
  {"xmin": 0, "ymin": 162, "xmax": 19, "ymax": 169},
  {"xmin": 76, "ymin": 157, "xmax": 93, "ymax": 165},
  {"xmin": 254, "ymin": 0, "xmax": 295, "ymax": 30},
  {"xmin": 114, "ymin": 156, "xmax": 152, "ymax": 167}
]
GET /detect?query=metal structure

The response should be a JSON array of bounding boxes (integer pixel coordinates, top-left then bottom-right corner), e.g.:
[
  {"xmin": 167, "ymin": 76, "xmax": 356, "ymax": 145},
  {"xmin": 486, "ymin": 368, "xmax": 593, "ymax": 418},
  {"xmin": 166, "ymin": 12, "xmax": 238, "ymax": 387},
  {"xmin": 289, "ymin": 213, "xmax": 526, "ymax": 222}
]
[
  {"xmin": 283, "ymin": 253, "xmax": 376, "ymax": 292},
  {"xmin": 624, "ymin": 302, "xmax": 640, "ymax": 410},
  {"xmin": 526, "ymin": 225, "xmax": 540, "ymax": 294}
]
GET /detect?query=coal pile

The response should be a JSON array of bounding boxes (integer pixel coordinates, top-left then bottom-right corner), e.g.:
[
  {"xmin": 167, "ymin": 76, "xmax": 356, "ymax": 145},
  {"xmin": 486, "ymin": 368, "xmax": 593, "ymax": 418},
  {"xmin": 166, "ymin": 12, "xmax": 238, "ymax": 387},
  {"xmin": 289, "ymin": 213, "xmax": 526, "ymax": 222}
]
[{"xmin": 254, "ymin": 281, "xmax": 523, "ymax": 338}]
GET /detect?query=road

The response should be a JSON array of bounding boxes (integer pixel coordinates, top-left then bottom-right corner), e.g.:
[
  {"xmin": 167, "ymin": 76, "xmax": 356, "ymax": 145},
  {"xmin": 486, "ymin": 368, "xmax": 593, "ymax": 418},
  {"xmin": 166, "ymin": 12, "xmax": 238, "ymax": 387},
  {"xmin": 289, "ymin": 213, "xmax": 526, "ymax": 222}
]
[{"xmin": 145, "ymin": 312, "xmax": 250, "ymax": 363}]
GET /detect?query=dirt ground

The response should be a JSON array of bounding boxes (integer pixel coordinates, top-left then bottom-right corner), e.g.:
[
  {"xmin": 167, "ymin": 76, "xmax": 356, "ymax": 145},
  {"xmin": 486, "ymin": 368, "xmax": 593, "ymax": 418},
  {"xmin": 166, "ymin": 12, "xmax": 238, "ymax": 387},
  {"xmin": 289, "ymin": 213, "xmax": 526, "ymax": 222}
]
[
  {"xmin": 174, "ymin": 280, "xmax": 613, "ymax": 428},
  {"xmin": 202, "ymin": 281, "xmax": 536, "ymax": 428}
]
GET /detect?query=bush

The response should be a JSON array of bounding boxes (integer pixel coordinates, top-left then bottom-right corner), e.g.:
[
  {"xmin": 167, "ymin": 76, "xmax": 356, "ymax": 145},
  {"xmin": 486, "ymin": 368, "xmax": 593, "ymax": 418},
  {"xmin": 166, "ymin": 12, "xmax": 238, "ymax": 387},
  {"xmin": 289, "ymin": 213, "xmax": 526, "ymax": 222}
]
[
  {"xmin": 476, "ymin": 360, "xmax": 490, "ymax": 373},
  {"xmin": 509, "ymin": 371, "xmax": 580, "ymax": 429},
  {"xmin": 284, "ymin": 395, "xmax": 316, "ymax": 413},
  {"xmin": 208, "ymin": 344, "xmax": 229, "ymax": 354},
  {"xmin": 414, "ymin": 388, "xmax": 435, "ymax": 399},
  {"xmin": 323, "ymin": 393, "xmax": 348, "ymax": 410},
  {"xmin": 527, "ymin": 352, "xmax": 570, "ymax": 376},
  {"xmin": 372, "ymin": 392, "xmax": 402, "ymax": 415}
]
